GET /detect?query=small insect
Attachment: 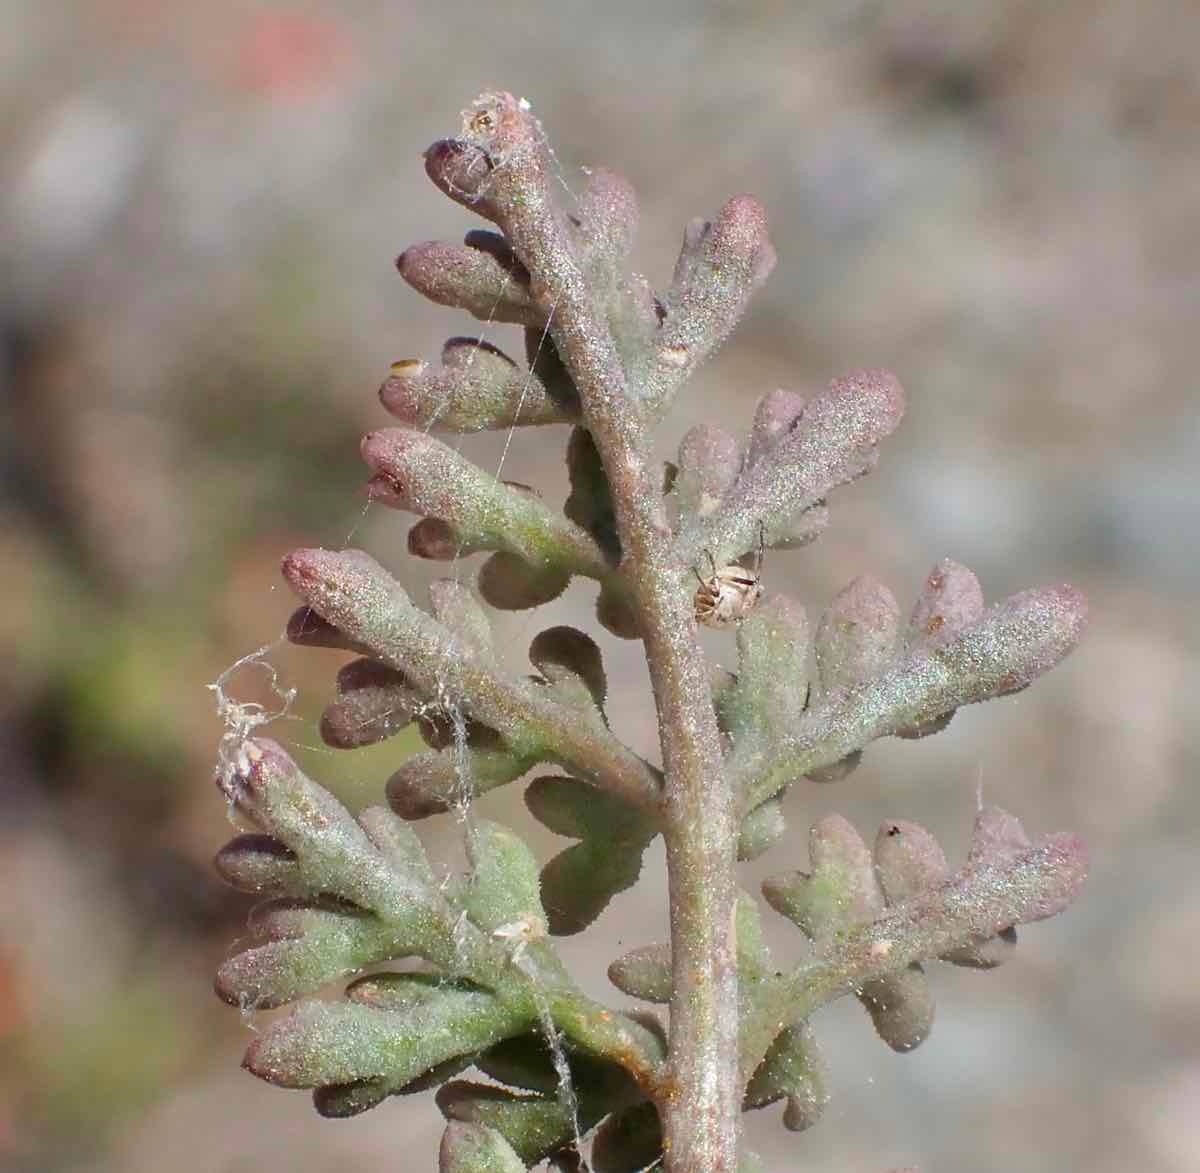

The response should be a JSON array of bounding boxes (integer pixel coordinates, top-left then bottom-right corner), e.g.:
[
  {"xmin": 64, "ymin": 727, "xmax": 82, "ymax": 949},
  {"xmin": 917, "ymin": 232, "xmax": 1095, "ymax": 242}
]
[{"xmin": 693, "ymin": 525, "xmax": 766, "ymax": 629}]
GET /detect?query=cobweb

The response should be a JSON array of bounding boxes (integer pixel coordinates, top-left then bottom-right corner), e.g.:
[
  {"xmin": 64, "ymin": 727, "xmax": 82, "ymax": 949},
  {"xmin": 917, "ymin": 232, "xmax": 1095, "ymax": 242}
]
[
  {"xmin": 208, "ymin": 642, "xmax": 297, "ymax": 803},
  {"xmin": 208, "ymin": 98, "xmax": 588, "ymax": 1155}
]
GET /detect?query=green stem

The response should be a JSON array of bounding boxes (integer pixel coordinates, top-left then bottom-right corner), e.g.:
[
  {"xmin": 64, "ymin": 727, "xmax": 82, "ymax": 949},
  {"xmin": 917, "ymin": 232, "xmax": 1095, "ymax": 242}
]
[{"xmin": 469, "ymin": 92, "xmax": 743, "ymax": 1172}]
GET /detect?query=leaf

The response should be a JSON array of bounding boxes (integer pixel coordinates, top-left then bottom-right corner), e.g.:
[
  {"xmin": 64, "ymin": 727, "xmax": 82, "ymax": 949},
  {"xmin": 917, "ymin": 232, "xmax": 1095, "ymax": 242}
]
[{"xmin": 245, "ymin": 994, "xmax": 524, "ymax": 1090}]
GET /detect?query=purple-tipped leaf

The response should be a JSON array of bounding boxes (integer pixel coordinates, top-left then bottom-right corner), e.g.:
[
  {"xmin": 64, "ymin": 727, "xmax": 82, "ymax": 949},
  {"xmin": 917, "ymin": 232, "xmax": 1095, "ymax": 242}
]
[
  {"xmin": 361, "ymin": 428, "xmax": 611, "ymax": 580},
  {"xmin": 575, "ymin": 167, "xmax": 639, "ymax": 274},
  {"xmin": 906, "ymin": 559, "xmax": 985, "ymax": 651},
  {"xmin": 380, "ymin": 338, "xmax": 576, "ymax": 433},
  {"xmin": 397, "ymin": 239, "xmax": 543, "ymax": 327},
  {"xmin": 424, "ymin": 139, "xmax": 502, "ymax": 223},
  {"xmin": 686, "ymin": 369, "xmax": 906, "ymax": 568},
  {"xmin": 883, "ymin": 586, "xmax": 1089, "ymax": 737},
  {"xmin": 285, "ymin": 606, "xmax": 367, "ymax": 653},
  {"xmin": 876, "ymin": 817, "xmax": 1018, "ymax": 968},
  {"xmin": 746, "ymin": 388, "xmax": 807, "ymax": 467},
  {"xmin": 387, "ymin": 746, "xmax": 537, "ymax": 819},
  {"xmin": 216, "ymin": 907, "xmax": 394, "ymax": 1010},
  {"xmin": 670, "ymin": 424, "xmax": 743, "ymax": 524},
  {"xmin": 282, "ymin": 548, "xmax": 660, "ymax": 811},
  {"xmin": 740, "ymin": 582, "xmax": 1087, "ymax": 808},
  {"xmin": 214, "ymin": 834, "xmax": 302, "ymax": 895},
  {"xmin": 217, "ymin": 738, "xmax": 415, "ymax": 918},
  {"xmin": 873, "ymin": 821, "xmax": 949, "ymax": 905},
  {"xmin": 815, "ymin": 575, "xmax": 902, "ymax": 694},
  {"xmin": 320, "ymin": 658, "xmax": 421, "ymax": 749},
  {"xmin": 646, "ymin": 196, "xmax": 776, "ymax": 411}
]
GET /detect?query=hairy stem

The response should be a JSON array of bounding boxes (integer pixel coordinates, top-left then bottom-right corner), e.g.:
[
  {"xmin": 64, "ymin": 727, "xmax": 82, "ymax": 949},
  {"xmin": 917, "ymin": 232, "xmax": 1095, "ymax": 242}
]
[{"xmin": 466, "ymin": 93, "xmax": 742, "ymax": 1171}]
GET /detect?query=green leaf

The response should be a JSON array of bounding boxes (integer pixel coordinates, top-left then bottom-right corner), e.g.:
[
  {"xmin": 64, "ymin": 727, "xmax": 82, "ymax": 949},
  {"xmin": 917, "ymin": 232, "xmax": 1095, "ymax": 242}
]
[
  {"xmin": 720, "ymin": 594, "xmax": 811, "ymax": 742},
  {"xmin": 438, "ymin": 1121, "xmax": 528, "ymax": 1173},
  {"xmin": 215, "ymin": 905, "xmax": 395, "ymax": 1010},
  {"xmin": 464, "ymin": 821, "xmax": 546, "ymax": 936},
  {"xmin": 737, "ymin": 796, "xmax": 786, "ymax": 861},
  {"xmin": 565, "ymin": 427, "xmax": 620, "ymax": 559},
  {"xmin": 437, "ymin": 1083, "xmax": 574, "ymax": 1166},
  {"xmin": 744, "ymin": 1021, "xmax": 827, "ymax": 1133},
  {"xmin": 591, "ymin": 1102, "xmax": 662, "ymax": 1173},
  {"xmin": 540, "ymin": 839, "xmax": 647, "ymax": 937},
  {"xmin": 244, "ymin": 994, "xmax": 526, "ymax": 1089},
  {"xmin": 607, "ymin": 945, "xmax": 672, "ymax": 1004}
]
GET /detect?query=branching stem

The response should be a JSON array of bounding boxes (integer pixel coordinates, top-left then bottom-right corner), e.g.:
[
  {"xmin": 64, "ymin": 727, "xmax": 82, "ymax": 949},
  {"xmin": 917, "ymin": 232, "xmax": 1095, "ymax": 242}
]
[
  {"xmin": 739, "ymin": 832, "xmax": 1087, "ymax": 1078},
  {"xmin": 468, "ymin": 93, "xmax": 742, "ymax": 1172}
]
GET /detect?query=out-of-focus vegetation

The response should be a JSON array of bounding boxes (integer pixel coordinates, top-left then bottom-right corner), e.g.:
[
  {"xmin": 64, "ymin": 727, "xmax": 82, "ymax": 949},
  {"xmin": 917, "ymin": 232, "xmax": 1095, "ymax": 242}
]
[{"xmin": 1, "ymin": 3, "xmax": 1196, "ymax": 1171}]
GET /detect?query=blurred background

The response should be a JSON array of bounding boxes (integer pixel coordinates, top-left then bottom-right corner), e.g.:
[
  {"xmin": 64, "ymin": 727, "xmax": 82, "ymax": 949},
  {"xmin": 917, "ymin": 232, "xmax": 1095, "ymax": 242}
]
[{"xmin": 2, "ymin": 2, "xmax": 1196, "ymax": 1170}]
